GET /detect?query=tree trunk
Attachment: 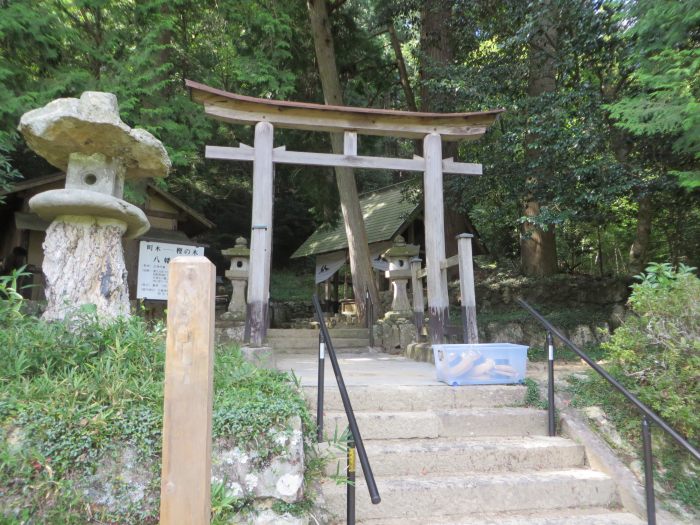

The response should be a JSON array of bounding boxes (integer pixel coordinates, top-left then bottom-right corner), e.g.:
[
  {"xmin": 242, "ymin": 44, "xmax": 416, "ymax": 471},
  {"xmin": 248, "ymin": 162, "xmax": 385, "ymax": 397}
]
[
  {"xmin": 521, "ymin": 1, "xmax": 559, "ymax": 276},
  {"xmin": 628, "ymin": 195, "xmax": 653, "ymax": 275},
  {"xmin": 307, "ymin": 0, "xmax": 380, "ymax": 321},
  {"xmin": 388, "ymin": 23, "xmax": 417, "ymax": 112},
  {"xmin": 419, "ymin": 0, "xmax": 470, "ymax": 265}
]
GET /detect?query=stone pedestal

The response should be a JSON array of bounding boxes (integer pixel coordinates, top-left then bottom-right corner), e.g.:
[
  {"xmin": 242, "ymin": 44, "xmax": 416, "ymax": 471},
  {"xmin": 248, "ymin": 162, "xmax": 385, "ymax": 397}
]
[
  {"xmin": 42, "ymin": 216, "xmax": 129, "ymax": 320},
  {"xmin": 390, "ymin": 278, "xmax": 411, "ymax": 314}
]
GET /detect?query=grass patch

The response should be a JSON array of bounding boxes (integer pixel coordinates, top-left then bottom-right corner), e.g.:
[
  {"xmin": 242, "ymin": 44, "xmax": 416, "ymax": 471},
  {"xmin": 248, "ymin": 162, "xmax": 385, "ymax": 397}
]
[
  {"xmin": 0, "ymin": 276, "xmax": 318, "ymax": 523},
  {"xmin": 567, "ymin": 373, "xmax": 700, "ymax": 511}
]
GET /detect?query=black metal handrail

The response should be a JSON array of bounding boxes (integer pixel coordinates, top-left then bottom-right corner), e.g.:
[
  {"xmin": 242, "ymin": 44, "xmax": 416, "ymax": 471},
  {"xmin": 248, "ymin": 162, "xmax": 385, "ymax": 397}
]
[
  {"xmin": 364, "ymin": 287, "xmax": 374, "ymax": 347},
  {"xmin": 517, "ymin": 298, "xmax": 700, "ymax": 525},
  {"xmin": 313, "ymin": 294, "xmax": 380, "ymax": 524}
]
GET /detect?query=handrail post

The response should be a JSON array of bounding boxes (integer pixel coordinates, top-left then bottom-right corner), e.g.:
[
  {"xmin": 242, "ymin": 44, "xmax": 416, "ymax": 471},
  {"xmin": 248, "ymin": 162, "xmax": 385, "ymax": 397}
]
[
  {"xmin": 546, "ymin": 331, "xmax": 556, "ymax": 437},
  {"xmin": 642, "ymin": 416, "xmax": 657, "ymax": 524},
  {"xmin": 317, "ymin": 330, "xmax": 325, "ymax": 442},
  {"xmin": 366, "ymin": 287, "xmax": 375, "ymax": 348},
  {"xmin": 347, "ymin": 432, "xmax": 356, "ymax": 525},
  {"xmin": 516, "ymin": 298, "xmax": 700, "ymax": 464},
  {"xmin": 312, "ymin": 294, "xmax": 381, "ymax": 506}
]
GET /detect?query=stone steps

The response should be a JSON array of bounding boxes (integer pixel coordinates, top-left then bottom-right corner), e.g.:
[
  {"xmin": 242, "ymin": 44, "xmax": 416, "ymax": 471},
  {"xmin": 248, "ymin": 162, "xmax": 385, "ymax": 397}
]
[
  {"xmin": 321, "ymin": 435, "xmax": 585, "ymax": 476},
  {"xmin": 267, "ymin": 328, "xmax": 369, "ymax": 338},
  {"xmin": 305, "ymin": 384, "xmax": 526, "ymax": 411},
  {"xmin": 266, "ymin": 327, "xmax": 370, "ymax": 353},
  {"xmin": 268, "ymin": 337, "xmax": 370, "ymax": 351},
  {"xmin": 321, "ymin": 470, "xmax": 619, "ymax": 521},
  {"xmin": 303, "ymin": 378, "xmax": 642, "ymax": 524},
  {"xmin": 356, "ymin": 508, "xmax": 644, "ymax": 525},
  {"xmin": 323, "ymin": 407, "xmax": 548, "ymax": 440}
]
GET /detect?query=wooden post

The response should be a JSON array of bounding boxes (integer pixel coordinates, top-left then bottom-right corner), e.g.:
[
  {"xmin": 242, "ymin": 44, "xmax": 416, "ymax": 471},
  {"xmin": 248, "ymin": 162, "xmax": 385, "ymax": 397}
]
[
  {"xmin": 410, "ymin": 257, "xmax": 425, "ymax": 335},
  {"xmin": 457, "ymin": 233, "xmax": 478, "ymax": 343},
  {"xmin": 159, "ymin": 256, "xmax": 215, "ymax": 525},
  {"xmin": 246, "ymin": 121, "xmax": 274, "ymax": 346},
  {"xmin": 423, "ymin": 133, "xmax": 449, "ymax": 343}
]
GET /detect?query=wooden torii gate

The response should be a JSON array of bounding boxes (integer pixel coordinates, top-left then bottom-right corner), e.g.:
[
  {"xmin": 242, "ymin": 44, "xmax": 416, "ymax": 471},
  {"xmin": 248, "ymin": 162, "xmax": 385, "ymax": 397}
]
[{"xmin": 186, "ymin": 80, "xmax": 503, "ymax": 347}]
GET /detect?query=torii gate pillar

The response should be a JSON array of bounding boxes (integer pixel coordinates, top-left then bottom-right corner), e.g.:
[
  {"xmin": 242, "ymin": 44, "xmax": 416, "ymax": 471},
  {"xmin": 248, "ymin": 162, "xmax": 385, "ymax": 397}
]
[
  {"xmin": 245, "ymin": 121, "xmax": 274, "ymax": 346},
  {"xmin": 424, "ymin": 133, "xmax": 450, "ymax": 343}
]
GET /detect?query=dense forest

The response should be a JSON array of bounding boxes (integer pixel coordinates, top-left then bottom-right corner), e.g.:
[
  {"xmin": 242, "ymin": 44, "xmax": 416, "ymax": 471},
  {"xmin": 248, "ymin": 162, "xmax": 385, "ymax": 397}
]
[{"xmin": 1, "ymin": 0, "xmax": 698, "ymax": 277}]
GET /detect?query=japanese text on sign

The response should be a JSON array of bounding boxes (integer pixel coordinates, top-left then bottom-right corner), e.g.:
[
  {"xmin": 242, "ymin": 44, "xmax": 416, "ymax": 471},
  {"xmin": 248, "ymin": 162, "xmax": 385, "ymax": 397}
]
[{"xmin": 136, "ymin": 241, "xmax": 205, "ymax": 300}]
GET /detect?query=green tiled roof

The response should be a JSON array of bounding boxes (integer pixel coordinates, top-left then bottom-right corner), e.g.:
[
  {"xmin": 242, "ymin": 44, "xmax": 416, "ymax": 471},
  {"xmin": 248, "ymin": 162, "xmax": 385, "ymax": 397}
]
[{"xmin": 291, "ymin": 182, "xmax": 420, "ymax": 258}]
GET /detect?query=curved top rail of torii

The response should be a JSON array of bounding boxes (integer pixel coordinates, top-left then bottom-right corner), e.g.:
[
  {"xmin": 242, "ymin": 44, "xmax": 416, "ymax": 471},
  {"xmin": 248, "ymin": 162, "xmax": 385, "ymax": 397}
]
[{"xmin": 185, "ymin": 79, "xmax": 504, "ymax": 142}]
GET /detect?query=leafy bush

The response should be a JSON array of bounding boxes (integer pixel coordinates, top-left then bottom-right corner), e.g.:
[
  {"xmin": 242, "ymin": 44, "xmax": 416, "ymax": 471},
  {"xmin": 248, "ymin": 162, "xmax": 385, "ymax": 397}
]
[
  {"xmin": 569, "ymin": 263, "xmax": 700, "ymax": 510},
  {"xmin": 603, "ymin": 263, "xmax": 700, "ymax": 439},
  {"xmin": 0, "ymin": 276, "xmax": 315, "ymax": 523}
]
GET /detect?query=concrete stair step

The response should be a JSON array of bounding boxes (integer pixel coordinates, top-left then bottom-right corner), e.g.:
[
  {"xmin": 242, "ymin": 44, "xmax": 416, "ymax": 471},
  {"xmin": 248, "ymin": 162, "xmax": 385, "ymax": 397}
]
[
  {"xmin": 321, "ymin": 469, "xmax": 619, "ymax": 521},
  {"xmin": 321, "ymin": 436, "xmax": 585, "ymax": 476},
  {"xmin": 355, "ymin": 508, "xmax": 644, "ymax": 525},
  {"xmin": 266, "ymin": 328, "xmax": 369, "ymax": 338},
  {"xmin": 305, "ymin": 384, "xmax": 526, "ymax": 411},
  {"xmin": 268, "ymin": 337, "xmax": 369, "ymax": 351},
  {"xmin": 323, "ymin": 407, "xmax": 547, "ymax": 440}
]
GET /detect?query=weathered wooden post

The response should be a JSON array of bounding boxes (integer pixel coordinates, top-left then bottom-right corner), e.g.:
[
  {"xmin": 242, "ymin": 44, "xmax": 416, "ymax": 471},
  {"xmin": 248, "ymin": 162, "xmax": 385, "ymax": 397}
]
[
  {"xmin": 423, "ymin": 133, "xmax": 449, "ymax": 343},
  {"xmin": 410, "ymin": 257, "xmax": 425, "ymax": 335},
  {"xmin": 457, "ymin": 233, "xmax": 478, "ymax": 343},
  {"xmin": 160, "ymin": 256, "xmax": 215, "ymax": 525},
  {"xmin": 246, "ymin": 121, "xmax": 274, "ymax": 346}
]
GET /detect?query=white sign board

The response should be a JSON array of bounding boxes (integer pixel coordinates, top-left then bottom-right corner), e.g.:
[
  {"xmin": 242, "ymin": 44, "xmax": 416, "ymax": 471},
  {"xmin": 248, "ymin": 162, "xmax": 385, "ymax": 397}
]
[{"xmin": 136, "ymin": 241, "xmax": 204, "ymax": 300}]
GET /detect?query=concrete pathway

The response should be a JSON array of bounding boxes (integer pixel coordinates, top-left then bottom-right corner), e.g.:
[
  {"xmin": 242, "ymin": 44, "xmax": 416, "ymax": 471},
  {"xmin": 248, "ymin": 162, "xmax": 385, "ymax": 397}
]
[{"xmin": 276, "ymin": 351, "xmax": 590, "ymax": 387}]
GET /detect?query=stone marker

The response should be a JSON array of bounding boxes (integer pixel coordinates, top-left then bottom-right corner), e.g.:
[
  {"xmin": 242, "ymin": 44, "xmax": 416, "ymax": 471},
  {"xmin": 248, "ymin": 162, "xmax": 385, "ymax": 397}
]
[{"xmin": 18, "ymin": 92, "xmax": 171, "ymax": 320}]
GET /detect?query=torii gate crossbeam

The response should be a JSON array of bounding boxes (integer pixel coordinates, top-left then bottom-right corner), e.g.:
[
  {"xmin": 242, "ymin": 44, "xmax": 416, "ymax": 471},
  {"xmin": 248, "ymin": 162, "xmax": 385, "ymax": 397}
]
[{"xmin": 186, "ymin": 80, "xmax": 504, "ymax": 347}]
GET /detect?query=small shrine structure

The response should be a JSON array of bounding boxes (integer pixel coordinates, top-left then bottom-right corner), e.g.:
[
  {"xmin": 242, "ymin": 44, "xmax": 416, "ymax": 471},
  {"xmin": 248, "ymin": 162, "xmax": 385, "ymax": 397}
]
[{"xmin": 186, "ymin": 80, "xmax": 503, "ymax": 346}]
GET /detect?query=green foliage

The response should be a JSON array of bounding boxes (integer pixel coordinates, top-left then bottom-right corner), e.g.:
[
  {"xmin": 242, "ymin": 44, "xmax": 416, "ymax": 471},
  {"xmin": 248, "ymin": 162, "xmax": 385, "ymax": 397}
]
[
  {"xmin": 270, "ymin": 267, "xmax": 316, "ymax": 302},
  {"xmin": 567, "ymin": 263, "xmax": 700, "ymax": 509},
  {"xmin": 607, "ymin": 0, "xmax": 700, "ymax": 187},
  {"xmin": 602, "ymin": 263, "xmax": 700, "ymax": 438},
  {"xmin": 0, "ymin": 287, "xmax": 317, "ymax": 522}
]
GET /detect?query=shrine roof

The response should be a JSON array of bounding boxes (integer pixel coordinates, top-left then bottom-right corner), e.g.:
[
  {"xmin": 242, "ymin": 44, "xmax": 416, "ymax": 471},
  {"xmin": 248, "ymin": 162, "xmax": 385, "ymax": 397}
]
[
  {"xmin": 291, "ymin": 182, "xmax": 419, "ymax": 258},
  {"xmin": 186, "ymin": 80, "xmax": 504, "ymax": 141}
]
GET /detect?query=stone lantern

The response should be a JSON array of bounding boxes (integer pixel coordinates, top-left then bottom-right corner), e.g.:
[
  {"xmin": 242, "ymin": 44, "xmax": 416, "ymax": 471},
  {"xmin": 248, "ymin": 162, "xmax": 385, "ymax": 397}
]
[
  {"xmin": 382, "ymin": 235, "xmax": 419, "ymax": 317},
  {"xmin": 222, "ymin": 236, "xmax": 250, "ymax": 320},
  {"xmin": 18, "ymin": 92, "xmax": 170, "ymax": 321}
]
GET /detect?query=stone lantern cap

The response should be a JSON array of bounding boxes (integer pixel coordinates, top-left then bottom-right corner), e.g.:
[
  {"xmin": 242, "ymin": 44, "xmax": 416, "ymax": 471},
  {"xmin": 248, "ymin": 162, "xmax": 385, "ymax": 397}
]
[
  {"xmin": 382, "ymin": 235, "xmax": 420, "ymax": 259},
  {"xmin": 18, "ymin": 91, "xmax": 171, "ymax": 179},
  {"xmin": 222, "ymin": 236, "xmax": 250, "ymax": 258}
]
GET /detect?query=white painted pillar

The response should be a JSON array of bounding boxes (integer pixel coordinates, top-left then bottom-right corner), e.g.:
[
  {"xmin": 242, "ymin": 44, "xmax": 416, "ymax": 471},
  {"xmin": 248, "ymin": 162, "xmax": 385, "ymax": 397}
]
[
  {"xmin": 246, "ymin": 121, "xmax": 274, "ymax": 346},
  {"xmin": 423, "ymin": 133, "xmax": 449, "ymax": 343},
  {"xmin": 457, "ymin": 233, "xmax": 478, "ymax": 343}
]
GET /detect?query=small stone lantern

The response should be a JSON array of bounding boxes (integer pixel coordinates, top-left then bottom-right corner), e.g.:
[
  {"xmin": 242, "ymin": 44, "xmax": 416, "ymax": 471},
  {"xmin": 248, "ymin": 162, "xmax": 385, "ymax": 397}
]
[
  {"xmin": 222, "ymin": 236, "xmax": 250, "ymax": 320},
  {"xmin": 18, "ymin": 92, "xmax": 170, "ymax": 321},
  {"xmin": 382, "ymin": 235, "xmax": 419, "ymax": 316}
]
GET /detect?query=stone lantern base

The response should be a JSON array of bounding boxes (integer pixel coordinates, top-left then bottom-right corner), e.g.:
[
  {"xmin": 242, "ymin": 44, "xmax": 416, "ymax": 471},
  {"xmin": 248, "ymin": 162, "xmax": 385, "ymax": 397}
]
[{"xmin": 41, "ymin": 216, "xmax": 129, "ymax": 321}]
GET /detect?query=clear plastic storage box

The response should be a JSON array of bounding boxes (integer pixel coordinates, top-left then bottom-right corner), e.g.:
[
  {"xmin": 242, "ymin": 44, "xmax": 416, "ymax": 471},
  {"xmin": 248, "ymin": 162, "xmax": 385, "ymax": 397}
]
[{"xmin": 432, "ymin": 343, "xmax": 528, "ymax": 386}]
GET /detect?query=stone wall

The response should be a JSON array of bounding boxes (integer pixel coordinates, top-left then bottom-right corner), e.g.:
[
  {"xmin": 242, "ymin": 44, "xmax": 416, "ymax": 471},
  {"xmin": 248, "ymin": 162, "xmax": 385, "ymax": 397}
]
[
  {"xmin": 270, "ymin": 300, "xmax": 315, "ymax": 328},
  {"xmin": 70, "ymin": 417, "xmax": 309, "ymax": 524},
  {"xmin": 373, "ymin": 315, "xmax": 417, "ymax": 354}
]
